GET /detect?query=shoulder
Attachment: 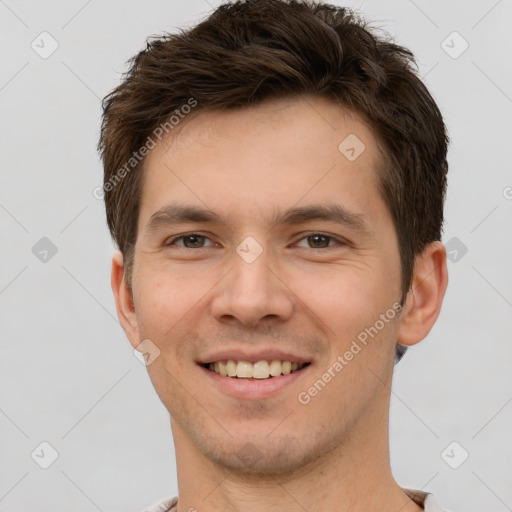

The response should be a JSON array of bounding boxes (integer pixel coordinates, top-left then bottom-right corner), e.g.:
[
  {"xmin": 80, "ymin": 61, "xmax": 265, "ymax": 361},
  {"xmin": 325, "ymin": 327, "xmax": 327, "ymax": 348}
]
[
  {"xmin": 143, "ymin": 491, "xmax": 457, "ymax": 512},
  {"xmin": 402, "ymin": 487, "xmax": 453, "ymax": 512},
  {"xmin": 140, "ymin": 495, "xmax": 178, "ymax": 512}
]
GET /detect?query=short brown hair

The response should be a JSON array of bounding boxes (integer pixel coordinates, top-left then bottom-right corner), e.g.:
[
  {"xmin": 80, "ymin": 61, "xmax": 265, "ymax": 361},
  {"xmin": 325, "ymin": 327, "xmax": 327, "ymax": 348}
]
[{"xmin": 98, "ymin": 0, "xmax": 449, "ymax": 310}]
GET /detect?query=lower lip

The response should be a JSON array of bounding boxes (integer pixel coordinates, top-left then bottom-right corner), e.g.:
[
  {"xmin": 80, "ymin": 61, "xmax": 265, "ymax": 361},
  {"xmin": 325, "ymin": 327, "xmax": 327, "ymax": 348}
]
[{"xmin": 199, "ymin": 364, "xmax": 311, "ymax": 400}]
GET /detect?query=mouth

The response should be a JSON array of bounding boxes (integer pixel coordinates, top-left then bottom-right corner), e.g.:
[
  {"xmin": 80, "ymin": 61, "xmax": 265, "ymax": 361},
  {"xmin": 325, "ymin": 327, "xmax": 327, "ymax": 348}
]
[{"xmin": 201, "ymin": 359, "xmax": 311, "ymax": 379}]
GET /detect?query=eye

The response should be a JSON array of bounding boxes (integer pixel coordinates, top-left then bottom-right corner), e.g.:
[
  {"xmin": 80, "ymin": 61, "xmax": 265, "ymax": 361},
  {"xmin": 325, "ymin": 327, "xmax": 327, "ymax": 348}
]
[
  {"xmin": 166, "ymin": 233, "xmax": 215, "ymax": 248},
  {"xmin": 294, "ymin": 233, "xmax": 343, "ymax": 249}
]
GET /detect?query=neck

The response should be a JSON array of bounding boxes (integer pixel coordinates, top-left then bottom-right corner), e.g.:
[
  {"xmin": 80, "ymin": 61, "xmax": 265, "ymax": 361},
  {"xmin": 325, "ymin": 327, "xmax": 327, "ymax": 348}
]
[{"xmin": 170, "ymin": 387, "xmax": 422, "ymax": 512}]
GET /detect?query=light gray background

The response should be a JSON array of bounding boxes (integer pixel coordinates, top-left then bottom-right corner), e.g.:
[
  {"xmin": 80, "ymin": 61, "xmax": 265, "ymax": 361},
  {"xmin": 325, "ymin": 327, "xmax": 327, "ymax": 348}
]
[{"xmin": 1, "ymin": 0, "xmax": 511, "ymax": 511}]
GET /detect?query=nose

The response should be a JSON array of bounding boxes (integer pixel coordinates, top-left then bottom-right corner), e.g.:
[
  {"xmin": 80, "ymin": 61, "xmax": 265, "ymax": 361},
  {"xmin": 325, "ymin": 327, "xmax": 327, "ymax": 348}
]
[{"xmin": 210, "ymin": 244, "xmax": 294, "ymax": 327}]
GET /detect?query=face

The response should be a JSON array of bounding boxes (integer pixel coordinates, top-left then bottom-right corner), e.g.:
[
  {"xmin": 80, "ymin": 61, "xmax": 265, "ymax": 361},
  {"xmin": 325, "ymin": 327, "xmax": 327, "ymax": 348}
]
[{"xmin": 125, "ymin": 95, "xmax": 405, "ymax": 473}]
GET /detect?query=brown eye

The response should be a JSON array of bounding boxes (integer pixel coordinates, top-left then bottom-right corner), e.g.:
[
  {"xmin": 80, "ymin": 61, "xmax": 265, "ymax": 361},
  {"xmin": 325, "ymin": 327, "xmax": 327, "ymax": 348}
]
[
  {"xmin": 166, "ymin": 234, "xmax": 214, "ymax": 248},
  {"xmin": 295, "ymin": 233, "xmax": 349, "ymax": 249},
  {"xmin": 307, "ymin": 234, "xmax": 331, "ymax": 248},
  {"xmin": 182, "ymin": 235, "xmax": 205, "ymax": 248}
]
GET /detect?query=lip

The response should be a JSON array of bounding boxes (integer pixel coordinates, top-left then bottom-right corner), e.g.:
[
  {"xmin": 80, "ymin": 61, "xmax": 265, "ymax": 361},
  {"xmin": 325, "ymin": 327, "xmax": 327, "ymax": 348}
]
[
  {"xmin": 199, "ymin": 363, "xmax": 312, "ymax": 400},
  {"xmin": 196, "ymin": 348, "xmax": 312, "ymax": 365}
]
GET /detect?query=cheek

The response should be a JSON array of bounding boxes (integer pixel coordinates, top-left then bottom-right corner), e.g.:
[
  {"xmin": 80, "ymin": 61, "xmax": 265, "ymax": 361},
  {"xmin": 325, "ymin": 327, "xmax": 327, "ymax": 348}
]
[
  {"xmin": 133, "ymin": 257, "xmax": 224, "ymax": 351},
  {"xmin": 292, "ymin": 266, "xmax": 399, "ymax": 417},
  {"xmin": 287, "ymin": 260, "xmax": 400, "ymax": 377},
  {"xmin": 294, "ymin": 261, "xmax": 394, "ymax": 330},
  {"xmin": 133, "ymin": 262, "xmax": 195, "ymax": 340}
]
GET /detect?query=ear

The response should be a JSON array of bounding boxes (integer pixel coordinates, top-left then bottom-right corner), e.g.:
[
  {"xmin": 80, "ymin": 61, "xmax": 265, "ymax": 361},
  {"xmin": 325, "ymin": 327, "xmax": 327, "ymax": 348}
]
[
  {"xmin": 397, "ymin": 241, "xmax": 448, "ymax": 346},
  {"xmin": 111, "ymin": 250, "xmax": 140, "ymax": 349}
]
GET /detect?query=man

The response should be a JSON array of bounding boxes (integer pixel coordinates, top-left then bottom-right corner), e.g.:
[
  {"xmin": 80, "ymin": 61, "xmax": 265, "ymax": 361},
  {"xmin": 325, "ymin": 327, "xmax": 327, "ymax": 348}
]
[{"xmin": 98, "ymin": 1, "xmax": 451, "ymax": 510}]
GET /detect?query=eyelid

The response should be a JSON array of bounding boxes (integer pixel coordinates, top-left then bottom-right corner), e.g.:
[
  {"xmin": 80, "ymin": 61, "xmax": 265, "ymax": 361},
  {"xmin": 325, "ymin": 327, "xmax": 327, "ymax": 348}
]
[
  {"xmin": 165, "ymin": 232, "xmax": 216, "ymax": 247},
  {"xmin": 164, "ymin": 232, "xmax": 349, "ymax": 249},
  {"xmin": 292, "ymin": 232, "xmax": 348, "ymax": 248}
]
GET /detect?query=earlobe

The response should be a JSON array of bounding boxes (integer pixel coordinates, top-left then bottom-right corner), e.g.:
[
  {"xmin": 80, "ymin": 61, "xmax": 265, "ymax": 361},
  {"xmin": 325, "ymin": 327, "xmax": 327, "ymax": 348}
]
[
  {"xmin": 111, "ymin": 250, "xmax": 140, "ymax": 348},
  {"xmin": 397, "ymin": 241, "xmax": 448, "ymax": 347}
]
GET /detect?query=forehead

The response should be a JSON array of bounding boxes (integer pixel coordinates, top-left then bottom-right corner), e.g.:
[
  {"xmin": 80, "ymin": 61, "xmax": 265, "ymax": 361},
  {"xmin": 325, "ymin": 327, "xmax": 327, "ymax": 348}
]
[
  {"xmin": 139, "ymin": 95, "xmax": 385, "ymax": 228},
  {"xmin": 159, "ymin": 95, "xmax": 377, "ymax": 159}
]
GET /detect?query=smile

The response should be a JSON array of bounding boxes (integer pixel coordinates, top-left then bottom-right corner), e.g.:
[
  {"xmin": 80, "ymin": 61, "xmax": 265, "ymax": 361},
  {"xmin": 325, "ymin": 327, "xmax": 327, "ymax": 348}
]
[{"xmin": 203, "ymin": 360, "xmax": 310, "ymax": 379}]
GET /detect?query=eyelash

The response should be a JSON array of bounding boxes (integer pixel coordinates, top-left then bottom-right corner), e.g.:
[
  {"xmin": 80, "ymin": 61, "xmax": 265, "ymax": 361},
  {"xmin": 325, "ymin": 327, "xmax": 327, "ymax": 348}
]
[{"xmin": 165, "ymin": 232, "xmax": 346, "ymax": 249}]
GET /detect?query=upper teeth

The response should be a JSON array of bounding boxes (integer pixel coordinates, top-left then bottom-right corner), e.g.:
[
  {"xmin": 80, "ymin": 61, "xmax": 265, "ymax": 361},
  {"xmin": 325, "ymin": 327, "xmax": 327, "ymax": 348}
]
[{"xmin": 208, "ymin": 360, "xmax": 305, "ymax": 379}]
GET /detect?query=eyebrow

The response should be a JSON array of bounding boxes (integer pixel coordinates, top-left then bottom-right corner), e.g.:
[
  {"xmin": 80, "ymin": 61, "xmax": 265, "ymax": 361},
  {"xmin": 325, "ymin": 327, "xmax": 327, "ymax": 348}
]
[
  {"xmin": 145, "ymin": 202, "xmax": 370, "ymax": 234},
  {"xmin": 271, "ymin": 204, "xmax": 369, "ymax": 233},
  {"xmin": 145, "ymin": 204, "xmax": 226, "ymax": 233}
]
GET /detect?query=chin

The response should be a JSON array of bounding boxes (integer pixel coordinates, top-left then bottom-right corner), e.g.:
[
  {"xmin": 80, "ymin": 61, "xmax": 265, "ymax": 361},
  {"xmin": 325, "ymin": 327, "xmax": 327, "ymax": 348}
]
[{"xmin": 193, "ymin": 431, "xmax": 332, "ymax": 476}]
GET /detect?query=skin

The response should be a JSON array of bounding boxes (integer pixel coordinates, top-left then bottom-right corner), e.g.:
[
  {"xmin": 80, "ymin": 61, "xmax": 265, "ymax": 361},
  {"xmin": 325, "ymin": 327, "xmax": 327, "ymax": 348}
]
[{"xmin": 112, "ymin": 94, "xmax": 448, "ymax": 512}]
